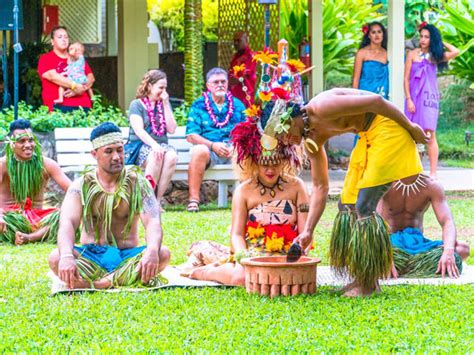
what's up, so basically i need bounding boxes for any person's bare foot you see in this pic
[188,262,220,280]
[330,281,358,294]
[342,285,377,298]
[69,277,112,290]
[15,232,31,246]
[53,98,64,104]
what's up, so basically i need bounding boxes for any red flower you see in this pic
[271,87,290,100]
[362,25,369,34]
[263,224,298,246]
[419,21,427,30]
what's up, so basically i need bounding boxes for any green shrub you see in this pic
[173,103,190,127]
[0,96,127,139]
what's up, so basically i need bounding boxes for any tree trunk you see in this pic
[184,0,204,104]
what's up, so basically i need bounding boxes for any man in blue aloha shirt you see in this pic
[185,67,246,212]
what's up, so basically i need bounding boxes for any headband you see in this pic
[91,132,124,150]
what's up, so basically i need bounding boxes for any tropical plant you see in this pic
[322,0,384,86]
[435,0,474,85]
[0,96,127,139]
[183,0,204,104]
[202,0,218,42]
[147,0,185,52]
[280,0,308,60]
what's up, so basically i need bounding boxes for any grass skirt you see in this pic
[329,210,356,276]
[393,247,463,277]
[347,213,393,288]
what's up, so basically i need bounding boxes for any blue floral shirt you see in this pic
[186,94,246,142]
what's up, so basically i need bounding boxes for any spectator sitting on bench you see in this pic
[124,69,178,209]
[185,67,246,212]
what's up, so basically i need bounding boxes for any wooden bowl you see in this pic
[240,256,321,298]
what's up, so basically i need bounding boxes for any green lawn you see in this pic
[438,126,474,169]
[1,195,473,352]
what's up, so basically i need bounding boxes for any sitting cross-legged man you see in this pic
[378,173,470,278]
[185,67,246,212]
[182,108,309,286]
[48,122,170,289]
[0,119,71,245]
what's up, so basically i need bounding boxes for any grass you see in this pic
[438,126,474,169]
[1,195,473,352]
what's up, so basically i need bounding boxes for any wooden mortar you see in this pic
[241,256,321,298]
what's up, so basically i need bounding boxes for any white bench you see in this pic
[54,126,236,207]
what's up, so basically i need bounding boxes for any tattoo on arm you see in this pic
[298,203,310,213]
[68,187,81,195]
[143,194,161,218]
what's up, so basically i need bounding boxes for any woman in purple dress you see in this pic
[404,23,459,178]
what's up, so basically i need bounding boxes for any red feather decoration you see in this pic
[230,120,262,164]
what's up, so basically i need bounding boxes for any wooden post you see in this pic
[388,0,405,109]
[308,0,323,98]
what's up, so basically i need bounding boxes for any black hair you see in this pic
[420,24,447,71]
[359,22,387,50]
[9,119,32,136]
[260,100,304,129]
[50,26,68,40]
[90,122,122,142]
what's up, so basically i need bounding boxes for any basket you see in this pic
[240,256,321,298]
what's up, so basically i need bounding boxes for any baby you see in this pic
[54,41,93,104]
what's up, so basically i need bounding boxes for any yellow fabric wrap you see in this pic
[341,115,423,204]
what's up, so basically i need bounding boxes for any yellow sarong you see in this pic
[341,115,422,204]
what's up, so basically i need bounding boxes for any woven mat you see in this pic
[49,267,224,296]
[50,265,474,296]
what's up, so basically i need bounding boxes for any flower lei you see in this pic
[141,97,166,137]
[203,91,234,128]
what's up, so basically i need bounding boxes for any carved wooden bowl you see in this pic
[240,256,321,298]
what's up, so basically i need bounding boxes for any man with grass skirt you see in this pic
[266,88,429,297]
[48,122,170,289]
[377,173,470,279]
[0,119,71,245]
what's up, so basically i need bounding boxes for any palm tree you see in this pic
[184,0,204,104]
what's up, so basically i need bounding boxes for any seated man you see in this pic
[185,67,246,212]
[378,173,470,278]
[0,119,71,245]
[48,122,170,289]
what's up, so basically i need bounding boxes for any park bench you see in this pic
[54,126,236,207]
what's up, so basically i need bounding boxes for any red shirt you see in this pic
[37,50,93,111]
[229,46,257,107]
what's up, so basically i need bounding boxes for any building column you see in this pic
[106,0,117,56]
[308,0,323,97]
[388,0,405,109]
[117,0,148,110]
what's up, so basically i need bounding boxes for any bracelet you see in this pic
[70,83,76,91]
[210,142,214,152]
[406,97,412,100]
[60,253,74,259]
[444,246,455,251]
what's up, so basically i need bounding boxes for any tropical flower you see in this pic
[244,104,262,118]
[265,232,285,252]
[258,91,272,102]
[418,21,427,30]
[253,48,278,65]
[232,63,246,79]
[247,222,265,243]
[286,59,306,73]
[362,24,369,34]
[271,87,290,100]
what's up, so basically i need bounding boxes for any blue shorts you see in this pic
[74,244,146,272]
